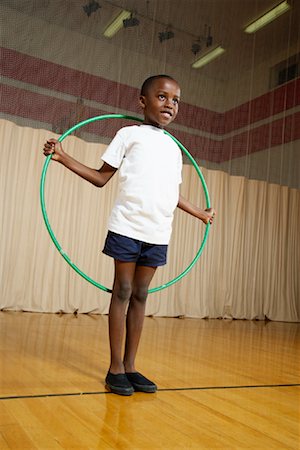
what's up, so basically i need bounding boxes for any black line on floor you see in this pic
[0,383,299,401]
[0,391,107,400]
[158,383,300,392]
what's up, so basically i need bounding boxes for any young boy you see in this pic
[43,75,215,396]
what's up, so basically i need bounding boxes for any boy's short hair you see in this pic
[141,75,178,96]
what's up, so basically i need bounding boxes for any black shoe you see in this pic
[105,372,134,396]
[125,372,157,393]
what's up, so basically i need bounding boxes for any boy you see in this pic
[43,75,215,396]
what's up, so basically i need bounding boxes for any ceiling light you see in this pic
[158,30,174,43]
[192,46,225,69]
[244,0,290,34]
[123,14,140,28]
[191,25,213,55]
[191,42,201,55]
[103,10,131,37]
[82,1,101,17]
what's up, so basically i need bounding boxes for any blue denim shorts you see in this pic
[102,231,168,267]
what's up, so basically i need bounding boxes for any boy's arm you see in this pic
[43,139,117,187]
[177,194,216,224]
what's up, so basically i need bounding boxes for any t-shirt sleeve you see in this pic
[178,149,183,184]
[101,129,126,169]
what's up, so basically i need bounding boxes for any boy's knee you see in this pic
[132,286,148,303]
[114,282,132,302]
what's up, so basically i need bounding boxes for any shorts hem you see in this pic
[102,250,166,267]
[102,231,168,267]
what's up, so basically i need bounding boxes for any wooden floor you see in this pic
[0,311,299,449]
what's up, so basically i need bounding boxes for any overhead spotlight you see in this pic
[206,27,213,47]
[206,35,213,47]
[159,30,174,43]
[123,14,140,28]
[82,0,101,17]
[191,25,213,56]
[191,42,201,55]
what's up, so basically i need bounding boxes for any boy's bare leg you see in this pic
[108,260,136,374]
[123,265,157,373]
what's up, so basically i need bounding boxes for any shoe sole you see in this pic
[131,383,157,393]
[105,383,134,396]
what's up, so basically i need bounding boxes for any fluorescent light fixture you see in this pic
[244,0,290,34]
[192,46,225,69]
[103,9,131,37]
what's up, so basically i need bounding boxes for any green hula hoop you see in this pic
[40,114,211,294]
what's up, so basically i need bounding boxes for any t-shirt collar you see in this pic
[139,124,165,133]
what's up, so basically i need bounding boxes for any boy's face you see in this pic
[139,78,180,128]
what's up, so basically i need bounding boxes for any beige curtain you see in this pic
[0,119,299,321]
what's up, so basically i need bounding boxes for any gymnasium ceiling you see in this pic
[2,0,300,81]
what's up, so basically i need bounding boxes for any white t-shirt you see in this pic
[101,124,182,244]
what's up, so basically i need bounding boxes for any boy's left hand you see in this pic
[177,195,216,224]
[203,208,216,225]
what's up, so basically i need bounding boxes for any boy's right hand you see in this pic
[43,139,64,162]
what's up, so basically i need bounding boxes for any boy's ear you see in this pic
[139,95,146,109]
